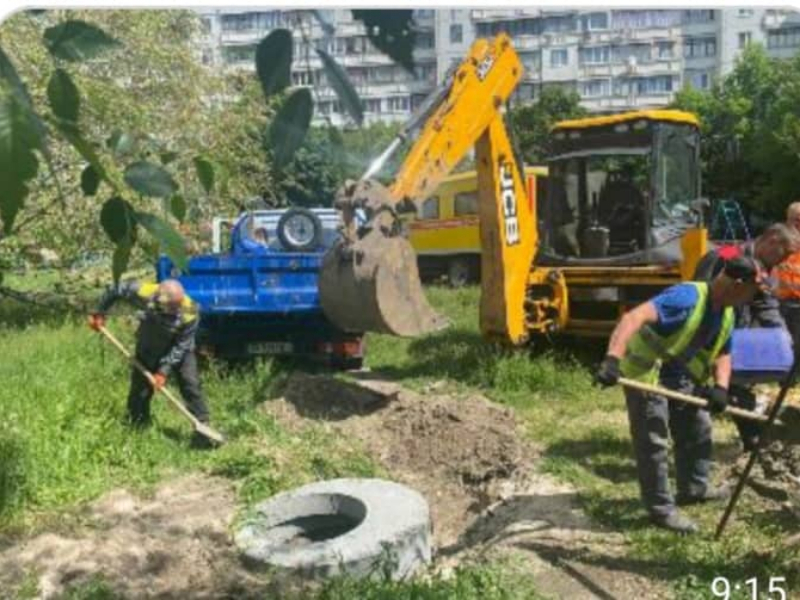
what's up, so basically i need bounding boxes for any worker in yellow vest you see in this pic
[594,257,766,534]
[774,202,800,351]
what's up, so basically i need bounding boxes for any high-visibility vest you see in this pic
[620,282,735,385]
[773,251,800,301]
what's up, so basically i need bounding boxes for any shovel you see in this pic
[97,325,225,445]
[619,377,772,423]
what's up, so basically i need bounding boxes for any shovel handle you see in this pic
[618,377,770,423]
[96,325,225,443]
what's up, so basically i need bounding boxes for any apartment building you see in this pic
[197,8,800,121]
[197,9,438,126]
[470,8,800,112]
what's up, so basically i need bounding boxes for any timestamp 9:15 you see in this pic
[712,577,787,600]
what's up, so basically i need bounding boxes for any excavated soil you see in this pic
[263,373,667,599]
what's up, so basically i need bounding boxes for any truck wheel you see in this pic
[235,478,431,580]
[277,207,323,252]
[447,257,472,287]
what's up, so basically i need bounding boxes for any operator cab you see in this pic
[540,110,701,266]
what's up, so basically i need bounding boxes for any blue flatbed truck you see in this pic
[156,207,364,369]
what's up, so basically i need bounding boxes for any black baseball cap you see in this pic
[723,256,764,284]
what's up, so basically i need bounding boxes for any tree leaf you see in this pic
[169,194,186,223]
[270,87,313,167]
[316,49,363,126]
[80,164,99,196]
[0,82,41,233]
[193,156,214,194]
[44,20,120,62]
[351,10,415,72]
[100,196,136,245]
[256,29,293,99]
[111,242,132,285]
[135,211,187,269]
[106,129,135,157]
[47,68,79,124]
[57,121,108,183]
[124,161,177,198]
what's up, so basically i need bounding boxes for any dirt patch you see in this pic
[264,373,669,599]
[0,475,279,599]
[266,373,531,547]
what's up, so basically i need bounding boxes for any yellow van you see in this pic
[408,165,547,285]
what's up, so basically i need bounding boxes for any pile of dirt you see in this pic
[729,441,800,510]
[265,373,533,546]
[0,476,280,599]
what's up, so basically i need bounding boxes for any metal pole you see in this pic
[714,357,800,539]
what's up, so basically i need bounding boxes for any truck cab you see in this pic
[157,207,364,369]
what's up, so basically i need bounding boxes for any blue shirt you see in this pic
[649,283,731,380]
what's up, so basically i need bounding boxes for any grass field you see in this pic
[1,277,798,598]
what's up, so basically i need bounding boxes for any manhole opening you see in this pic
[258,493,367,550]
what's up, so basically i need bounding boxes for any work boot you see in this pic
[650,511,699,535]
[676,483,732,506]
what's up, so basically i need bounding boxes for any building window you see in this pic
[363,98,382,114]
[582,12,608,31]
[222,44,256,64]
[683,37,717,58]
[768,27,800,49]
[579,46,609,65]
[414,64,435,82]
[415,32,435,49]
[738,9,754,17]
[689,72,709,89]
[613,43,651,64]
[656,42,674,59]
[450,24,463,44]
[520,50,541,72]
[201,48,213,65]
[454,191,478,216]
[201,18,212,34]
[683,10,715,24]
[634,75,674,94]
[414,9,434,19]
[542,15,577,33]
[738,31,751,48]
[419,197,439,220]
[551,48,568,67]
[613,10,682,30]
[581,79,610,97]
[387,96,410,112]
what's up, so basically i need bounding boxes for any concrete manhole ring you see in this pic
[235,478,432,580]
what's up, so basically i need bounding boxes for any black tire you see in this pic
[276,207,323,251]
[447,257,473,287]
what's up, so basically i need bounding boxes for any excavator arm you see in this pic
[319,35,536,344]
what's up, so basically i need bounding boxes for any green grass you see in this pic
[365,285,800,599]
[3,280,798,599]
[0,305,377,533]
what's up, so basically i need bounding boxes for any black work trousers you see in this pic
[624,375,712,518]
[127,351,209,426]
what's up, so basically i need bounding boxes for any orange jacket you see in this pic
[773,250,800,300]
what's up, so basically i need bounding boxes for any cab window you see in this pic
[454,191,478,216]
[419,196,440,219]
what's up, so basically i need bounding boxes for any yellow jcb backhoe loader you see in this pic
[318,34,708,345]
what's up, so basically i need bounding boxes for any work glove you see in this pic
[151,372,167,391]
[88,313,106,331]
[593,355,621,388]
[703,385,729,415]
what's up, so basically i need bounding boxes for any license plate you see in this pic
[248,341,294,355]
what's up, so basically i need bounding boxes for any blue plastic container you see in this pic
[731,328,794,383]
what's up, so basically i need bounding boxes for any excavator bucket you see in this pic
[319,180,449,337]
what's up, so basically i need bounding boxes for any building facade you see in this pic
[197,9,438,126]
[197,8,800,121]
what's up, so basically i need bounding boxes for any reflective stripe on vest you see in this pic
[620,282,735,385]
[774,252,800,300]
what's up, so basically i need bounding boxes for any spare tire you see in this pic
[234,478,431,580]
[277,207,323,252]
